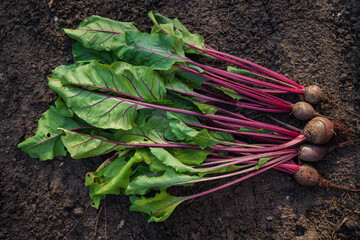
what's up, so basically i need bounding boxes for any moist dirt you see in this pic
[1,0,360,239]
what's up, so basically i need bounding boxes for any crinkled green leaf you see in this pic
[61,61,166,101]
[93,151,144,196]
[64,16,187,70]
[161,64,207,88]
[85,152,143,208]
[112,31,187,71]
[48,78,142,130]
[72,42,119,64]
[130,191,186,222]
[17,98,81,160]
[135,110,201,142]
[166,80,218,115]
[114,127,167,145]
[149,147,199,173]
[60,129,128,159]
[130,162,154,180]
[51,64,79,79]
[149,12,206,54]
[166,148,210,166]
[63,15,139,52]
[126,168,200,195]
[167,113,198,141]
[136,148,169,173]
[191,129,218,149]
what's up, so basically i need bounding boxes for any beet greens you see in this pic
[18,13,349,223]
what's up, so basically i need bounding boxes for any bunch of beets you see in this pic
[18,12,358,222]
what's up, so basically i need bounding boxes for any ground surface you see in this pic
[1,0,360,239]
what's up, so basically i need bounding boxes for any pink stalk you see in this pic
[203,44,304,90]
[88,89,300,137]
[197,84,276,107]
[204,71,293,106]
[176,64,292,110]
[198,149,298,172]
[152,18,304,92]
[184,121,293,141]
[152,153,296,216]
[186,56,304,94]
[168,88,288,113]
[66,129,297,154]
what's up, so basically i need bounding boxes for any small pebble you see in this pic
[54,16,59,22]
[73,207,84,216]
[266,216,273,221]
[118,219,125,229]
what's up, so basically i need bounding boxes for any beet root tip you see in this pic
[302,117,334,144]
[294,165,319,186]
[304,85,322,104]
[292,101,317,120]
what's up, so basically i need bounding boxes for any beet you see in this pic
[293,165,319,186]
[298,143,329,162]
[302,117,334,144]
[292,101,317,120]
[304,85,322,104]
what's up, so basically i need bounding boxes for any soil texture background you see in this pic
[1,0,360,239]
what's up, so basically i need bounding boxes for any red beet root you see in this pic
[298,144,329,162]
[304,85,322,104]
[293,164,319,186]
[302,117,334,144]
[292,101,318,121]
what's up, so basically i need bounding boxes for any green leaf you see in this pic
[17,98,81,160]
[192,101,217,115]
[48,78,142,130]
[149,148,199,173]
[227,66,259,79]
[191,129,218,149]
[85,152,143,208]
[72,42,119,64]
[160,64,207,87]
[114,127,167,145]
[60,129,126,159]
[135,110,202,143]
[237,127,275,135]
[61,61,166,101]
[166,148,210,166]
[168,113,198,141]
[213,85,243,101]
[51,64,79,79]
[198,164,243,177]
[63,15,139,52]
[126,168,200,195]
[136,148,169,173]
[208,130,235,142]
[130,162,154,180]
[255,157,272,170]
[166,80,218,115]
[113,31,187,70]
[130,191,186,222]
[148,12,206,54]
[94,151,144,196]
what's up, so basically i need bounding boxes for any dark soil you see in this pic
[1,0,360,239]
